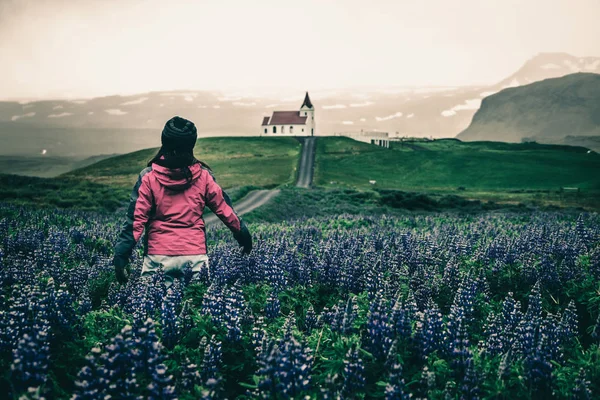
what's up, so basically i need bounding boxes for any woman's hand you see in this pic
[113,254,130,284]
[233,220,252,255]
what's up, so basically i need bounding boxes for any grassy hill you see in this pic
[458,73,600,143]
[65,137,301,189]
[2,136,599,213]
[314,137,600,209]
[0,137,301,211]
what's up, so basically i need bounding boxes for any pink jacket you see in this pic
[114,163,241,258]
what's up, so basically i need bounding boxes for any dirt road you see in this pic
[205,137,315,225]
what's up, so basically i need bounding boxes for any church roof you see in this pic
[268,111,308,125]
[261,116,270,126]
[301,92,313,109]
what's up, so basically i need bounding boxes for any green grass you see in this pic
[241,187,554,224]
[2,136,598,214]
[0,174,125,211]
[66,137,301,190]
[314,137,600,209]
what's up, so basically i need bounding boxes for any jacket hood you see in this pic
[151,163,203,191]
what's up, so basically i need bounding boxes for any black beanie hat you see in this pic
[161,116,198,151]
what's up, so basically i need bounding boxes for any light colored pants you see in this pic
[142,254,209,286]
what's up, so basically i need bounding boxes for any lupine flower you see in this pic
[385,363,410,400]
[341,344,365,399]
[265,293,281,320]
[571,368,593,400]
[201,335,223,383]
[161,288,179,349]
[303,304,318,334]
[147,363,177,400]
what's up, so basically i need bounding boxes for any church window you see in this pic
[302,129,304,132]
[290,126,294,134]
[273,126,277,133]
[264,128,267,134]
[281,126,285,133]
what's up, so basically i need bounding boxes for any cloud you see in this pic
[322,104,347,109]
[105,109,128,115]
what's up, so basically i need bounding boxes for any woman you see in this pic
[112,116,252,285]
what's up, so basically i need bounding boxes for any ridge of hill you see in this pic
[457,73,600,144]
[1,136,599,212]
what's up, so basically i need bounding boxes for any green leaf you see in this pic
[239,382,258,389]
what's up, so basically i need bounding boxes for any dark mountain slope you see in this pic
[458,73,600,143]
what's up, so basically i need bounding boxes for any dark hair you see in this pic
[148,146,212,188]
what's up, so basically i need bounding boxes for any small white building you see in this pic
[261,92,315,136]
[334,131,390,148]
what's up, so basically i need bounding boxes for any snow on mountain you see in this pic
[11,112,36,121]
[48,112,73,118]
[496,53,600,89]
[105,109,128,115]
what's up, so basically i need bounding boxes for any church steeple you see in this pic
[301,92,313,109]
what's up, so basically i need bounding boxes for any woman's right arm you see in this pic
[113,167,153,282]
[204,170,252,254]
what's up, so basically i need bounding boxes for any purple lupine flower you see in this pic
[303,304,318,334]
[72,347,105,400]
[275,337,313,397]
[558,300,578,346]
[225,283,245,341]
[341,344,365,399]
[364,293,394,361]
[331,297,357,335]
[385,363,410,400]
[265,292,281,320]
[201,284,225,325]
[572,368,593,400]
[161,288,179,349]
[460,356,480,400]
[147,363,177,400]
[10,325,51,394]
[201,335,222,383]
[500,292,522,351]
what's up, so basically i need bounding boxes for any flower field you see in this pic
[0,204,599,399]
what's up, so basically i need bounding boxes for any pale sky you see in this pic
[1,0,599,99]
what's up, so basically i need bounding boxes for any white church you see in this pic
[261,92,315,136]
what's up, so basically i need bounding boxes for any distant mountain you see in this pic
[1,52,599,161]
[496,52,600,88]
[560,135,600,152]
[457,73,600,145]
